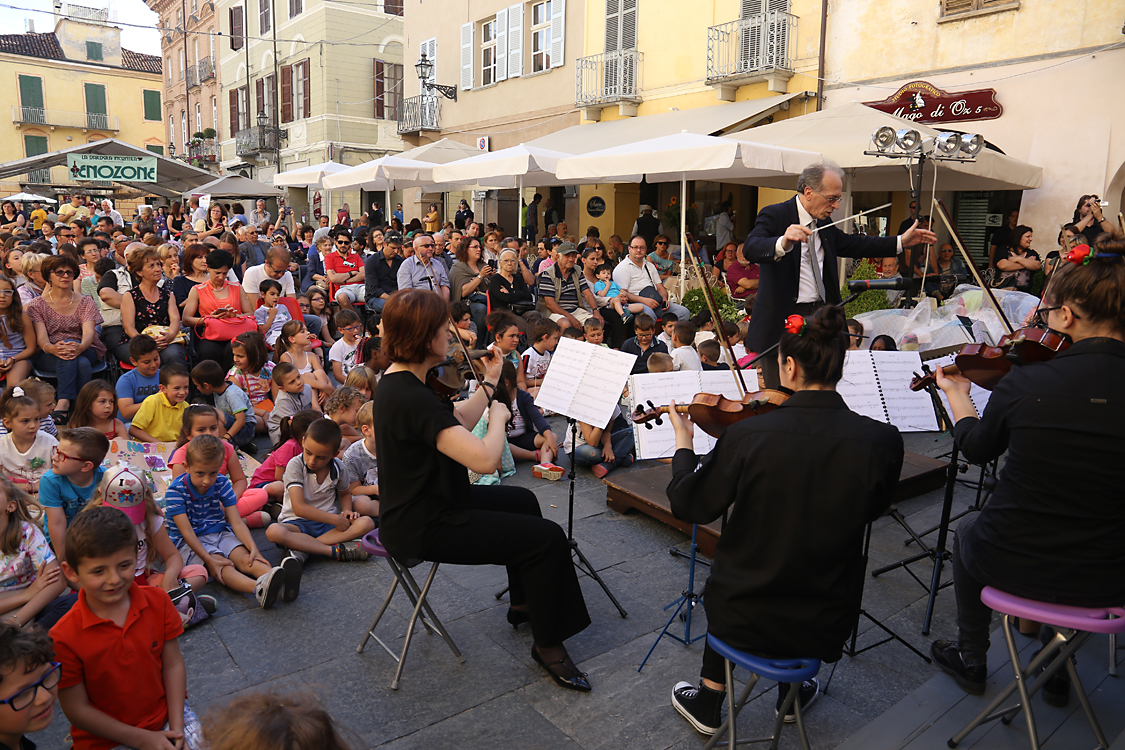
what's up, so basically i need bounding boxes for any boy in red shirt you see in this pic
[52,507,203,750]
[324,229,365,313]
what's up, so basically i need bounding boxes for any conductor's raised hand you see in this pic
[782,223,813,249]
[901,220,938,248]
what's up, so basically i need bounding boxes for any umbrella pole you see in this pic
[518,175,524,241]
[386,188,391,227]
[679,177,687,301]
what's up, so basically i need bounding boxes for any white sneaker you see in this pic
[254,566,284,609]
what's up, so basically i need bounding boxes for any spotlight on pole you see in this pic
[933,132,962,157]
[872,126,897,152]
[895,129,922,153]
[959,133,984,157]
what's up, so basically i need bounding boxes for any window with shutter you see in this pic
[459,24,473,90]
[481,19,497,86]
[255,78,265,124]
[940,0,1019,18]
[531,1,550,71]
[281,65,293,122]
[384,0,403,15]
[18,75,44,124]
[289,0,301,18]
[238,85,249,130]
[376,60,401,120]
[143,90,161,121]
[84,83,107,130]
[507,3,523,78]
[374,59,384,118]
[260,0,270,34]
[86,41,103,61]
[496,8,508,83]
[230,6,244,50]
[550,0,564,67]
[24,134,48,158]
[229,90,239,137]
[146,144,164,155]
[299,61,311,119]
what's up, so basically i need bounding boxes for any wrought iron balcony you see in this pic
[706,11,797,93]
[11,106,120,131]
[397,94,441,135]
[24,168,54,184]
[198,56,215,81]
[186,65,199,88]
[188,139,218,162]
[575,49,643,109]
[235,125,282,157]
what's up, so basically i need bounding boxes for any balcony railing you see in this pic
[11,105,120,131]
[186,65,198,88]
[397,94,440,134]
[706,11,797,83]
[25,168,53,184]
[188,139,218,162]
[66,3,109,23]
[235,126,282,157]
[198,56,215,81]
[575,49,643,108]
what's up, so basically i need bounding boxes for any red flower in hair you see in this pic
[1067,244,1092,265]
[784,314,806,336]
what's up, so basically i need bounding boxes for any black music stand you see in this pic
[638,524,706,671]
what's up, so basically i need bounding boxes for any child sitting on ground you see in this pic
[692,310,716,345]
[325,387,364,450]
[0,476,72,631]
[165,435,293,609]
[328,309,362,384]
[699,339,730,371]
[0,379,58,439]
[0,624,61,749]
[583,317,607,347]
[39,427,108,573]
[343,367,377,401]
[203,690,355,750]
[518,318,560,397]
[341,402,381,519]
[251,410,319,504]
[362,337,389,380]
[254,279,291,346]
[67,380,128,440]
[128,365,190,442]
[275,320,333,405]
[0,387,57,498]
[657,312,678,351]
[115,335,161,422]
[621,314,669,375]
[91,465,214,626]
[485,311,522,368]
[229,331,275,435]
[496,362,562,474]
[169,405,271,528]
[265,419,375,567]
[647,351,674,373]
[450,301,477,348]
[191,360,257,452]
[269,363,319,445]
[54,507,205,750]
[561,327,584,342]
[671,321,703,372]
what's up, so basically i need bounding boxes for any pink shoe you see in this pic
[591,463,610,479]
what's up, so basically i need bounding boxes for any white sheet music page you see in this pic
[699,368,759,398]
[873,351,940,432]
[929,353,993,417]
[534,337,636,427]
[838,351,887,423]
[629,372,714,459]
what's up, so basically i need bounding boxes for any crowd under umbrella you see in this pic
[273,160,354,221]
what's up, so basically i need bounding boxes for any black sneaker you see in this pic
[931,640,986,695]
[281,555,303,603]
[241,442,259,456]
[331,542,369,561]
[671,681,724,736]
[776,678,820,724]
[264,502,282,524]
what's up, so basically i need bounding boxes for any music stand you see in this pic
[638,524,706,671]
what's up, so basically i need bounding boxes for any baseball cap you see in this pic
[102,465,147,525]
[557,241,578,255]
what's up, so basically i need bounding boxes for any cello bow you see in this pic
[681,234,748,397]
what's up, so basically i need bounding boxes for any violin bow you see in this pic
[682,236,748,397]
[934,199,1014,335]
[421,251,491,397]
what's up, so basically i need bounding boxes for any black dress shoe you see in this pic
[506,607,530,629]
[932,640,986,695]
[531,646,591,693]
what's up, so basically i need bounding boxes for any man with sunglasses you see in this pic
[743,162,936,388]
[325,229,366,312]
[239,225,270,272]
[396,233,450,299]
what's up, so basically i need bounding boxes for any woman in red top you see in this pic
[182,249,251,370]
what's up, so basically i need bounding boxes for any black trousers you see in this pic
[195,336,235,371]
[416,485,590,647]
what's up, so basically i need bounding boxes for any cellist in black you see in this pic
[666,305,904,736]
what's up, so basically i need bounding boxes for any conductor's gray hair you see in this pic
[796,163,846,195]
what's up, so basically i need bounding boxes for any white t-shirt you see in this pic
[135,514,164,578]
[0,432,58,487]
[243,264,295,298]
[563,404,621,452]
[521,346,552,383]
[254,303,291,345]
[328,338,360,378]
[672,345,703,372]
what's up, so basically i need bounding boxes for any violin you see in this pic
[426,348,493,402]
[908,326,1070,392]
[631,390,790,438]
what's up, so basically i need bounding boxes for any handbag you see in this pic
[202,314,257,341]
[141,325,187,346]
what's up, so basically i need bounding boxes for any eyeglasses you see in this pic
[51,269,75,277]
[0,291,13,298]
[418,242,435,249]
[0,663,60,711]
[340,324,361,333]
[52,446,81,462]
[814,190,843,205]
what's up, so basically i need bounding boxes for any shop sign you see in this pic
[312,190,322,219]
[586,196,606,218]
[864,81,1002,124]
[67,154,157,182]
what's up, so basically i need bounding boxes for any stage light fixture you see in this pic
[872,127,897,152]
[895,129,922,153]
[934,132,962,157]
[960,133,984,156]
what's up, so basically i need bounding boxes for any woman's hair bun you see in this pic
[804,304,847,344]
[1092,232,1125,256]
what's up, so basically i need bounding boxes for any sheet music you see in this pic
[534,337,635,427]
[838,351,939,432]
[929,353,992,417]
[627,369,760,460]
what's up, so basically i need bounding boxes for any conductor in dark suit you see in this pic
[743,163,936,387]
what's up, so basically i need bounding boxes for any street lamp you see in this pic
[415,52,457,101]
[255,110,286,162]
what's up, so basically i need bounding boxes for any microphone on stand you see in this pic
[846,278,912,292]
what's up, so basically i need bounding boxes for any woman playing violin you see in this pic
[931,235,1125,700]
[372,289,592,692]
[666,305,904,735]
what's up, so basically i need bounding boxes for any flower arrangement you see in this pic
[662,196,697,239]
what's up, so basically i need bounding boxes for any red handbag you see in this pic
[202,314,258,341]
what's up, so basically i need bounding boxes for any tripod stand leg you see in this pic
[572,540,628,618]
[922,440,959,636]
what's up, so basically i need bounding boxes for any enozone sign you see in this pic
[67,154,158,182]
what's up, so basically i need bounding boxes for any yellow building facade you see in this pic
[0,18,165,199]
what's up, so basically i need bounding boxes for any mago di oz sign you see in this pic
[863,81,1002,125]
[67,154,158,182]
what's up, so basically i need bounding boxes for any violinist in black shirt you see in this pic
[931,234,1125,702]
[666,305,904,736]
[372,289,592,692]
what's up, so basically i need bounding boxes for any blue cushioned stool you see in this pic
[703,635,821,750]
[355,530,464,690]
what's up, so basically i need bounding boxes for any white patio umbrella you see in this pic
[273,161,352,189]
[6,192,56,203]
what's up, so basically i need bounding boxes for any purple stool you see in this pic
[355,530,464,690]
[949,586,1125,750]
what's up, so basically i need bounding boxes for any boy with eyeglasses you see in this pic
[328,309,362,383]
[325,231,364,312]
[0,624,61,750]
